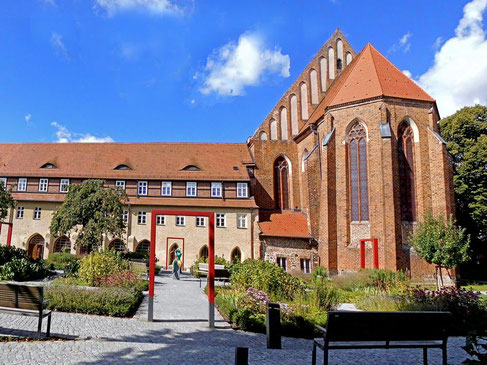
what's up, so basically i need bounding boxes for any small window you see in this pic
[16,206,24,219]
[337,59,343,72]
[114,164,131,170]
[39,179,48,192]
[276,257,287,271]
[237,214,248,229]
[122,210,129,224]
[40,163,57,169]
[18,178,27,192]
[33,207,42,220]
[156,215,165,226]
[0,178,7,188]
[211,182,222,197]
[186,182,197,197]
[216,213,226,228]
[196,216,206,227]
[200,245,209,259]
[176,216,185,226]
[60,179,70,193]
[116,180,126,190]
[161,181,172,196]
[137,211,147,225]
[231,248,242,263]
[181,165,201,171]
[237,183,248,198]
[300,258,311,274]
[138,181,148,196]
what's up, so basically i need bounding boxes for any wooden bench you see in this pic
[312,311,451,365]
[0,283,52,338]
[196,263,230,288]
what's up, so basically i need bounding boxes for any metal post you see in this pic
[235,347,248,365]
[266,303,281,349]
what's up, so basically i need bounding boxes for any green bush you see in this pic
[311,266,329,281]
[45,285,142,317]
[64,260,80,278]
[331,269,407,293]
[46,252,78,270]
[331,270,372,291]
[78,250,131,286]
[0,246,28,265]
[121,251,149,261]
[365,269,407,292]
[0,257,52,281]
[230,259,305,300]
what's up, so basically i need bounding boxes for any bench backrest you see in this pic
[0,283,44,311]
[325,311,452,342]
[198,263,227,271]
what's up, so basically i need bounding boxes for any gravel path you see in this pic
[0,272,473,364]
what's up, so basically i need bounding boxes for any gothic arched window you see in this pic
[398,122,416,222]
[348,122,369,221]
[274,156,290,210]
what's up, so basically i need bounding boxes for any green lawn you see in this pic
[461,284,487,292]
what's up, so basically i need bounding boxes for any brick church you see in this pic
[0,29,455,279]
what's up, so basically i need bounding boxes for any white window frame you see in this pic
[276,257,287,271]
[33,207,42,220]
[237,183,248,198]
[138,181,148,196]
[137,211,147,225]
[116,180,126,190]
[237,214,248,229]
[122,210,129,224]
[39,178,48,192]
[161,181,172,196]
[0,178,6,188]
[216,213,226,228]
[196,216,206,227]
[16,206,24,219]
[176,216,186,226]
[60,179,70,193]
[186,182,197,197]
[211,182,222,197]
[300,258,311,274]
[18,178,27,192]
[156,215,165,226]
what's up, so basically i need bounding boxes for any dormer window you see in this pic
[41,163,57,169]
[181,165,201,171]
[114,164,132,170]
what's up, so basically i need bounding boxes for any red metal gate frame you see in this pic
[0,222,13,247]
[360,238,379,269]
[149,210,215,328]
[165,237,185,270]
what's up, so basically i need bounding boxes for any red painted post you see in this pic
[7,223,12,247]
[360,240,366,269]
[208,213,215,327]
[373,238,379,269]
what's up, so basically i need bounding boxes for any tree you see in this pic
[440,105,487,278]
[50,180,127,250]
[0,180,15,222]
[409,213,470,288]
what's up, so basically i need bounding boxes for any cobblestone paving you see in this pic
[0,272,473,364]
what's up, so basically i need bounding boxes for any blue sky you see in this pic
[0,0,486,144]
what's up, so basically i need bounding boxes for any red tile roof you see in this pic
[0,143,252,181]
[302,43,435,130]
[11,193,258,209]
[259,210,311,238]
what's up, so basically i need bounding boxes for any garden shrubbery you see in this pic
[46,252,78,270]
[0,246,52,281]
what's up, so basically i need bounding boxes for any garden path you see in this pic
[0,271,474,364]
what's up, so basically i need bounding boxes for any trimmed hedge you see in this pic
[45,285,143,317]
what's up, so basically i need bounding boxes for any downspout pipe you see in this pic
[309,123,323,179]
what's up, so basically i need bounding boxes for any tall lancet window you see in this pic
[348,122,369,221]
[398,122,416,222]
[274,156,290,210]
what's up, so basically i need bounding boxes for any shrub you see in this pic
[78,251,130,286]
[365,269,407,292]
[99,270,148,291]
[121,251,150,261]
[46,252,78,270]
[0,257,52,281]
[312,280,340,310]
[331,270,372,291]
[45,285,142,317]
[230,259,305,300]
[0,246,28,265]
[311,266,329,281]
[64,260,80,278]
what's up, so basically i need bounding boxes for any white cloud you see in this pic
[389,31,412,53]
[51,122,114,143]
[50,32,69,60]
[433,36,444,50]
[94,0,185,16]
[418,0,487,117]
[199,32,290,96]
[25,114,32,123]
[402,70,412,78]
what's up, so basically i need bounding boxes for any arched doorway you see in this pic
[231,247,242,263]
[28,234,45,260]
[53,236,71,253]
[168,243,179,266]
[200,245,209,259]
[136,240,150,253]
[108,238,126,252]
